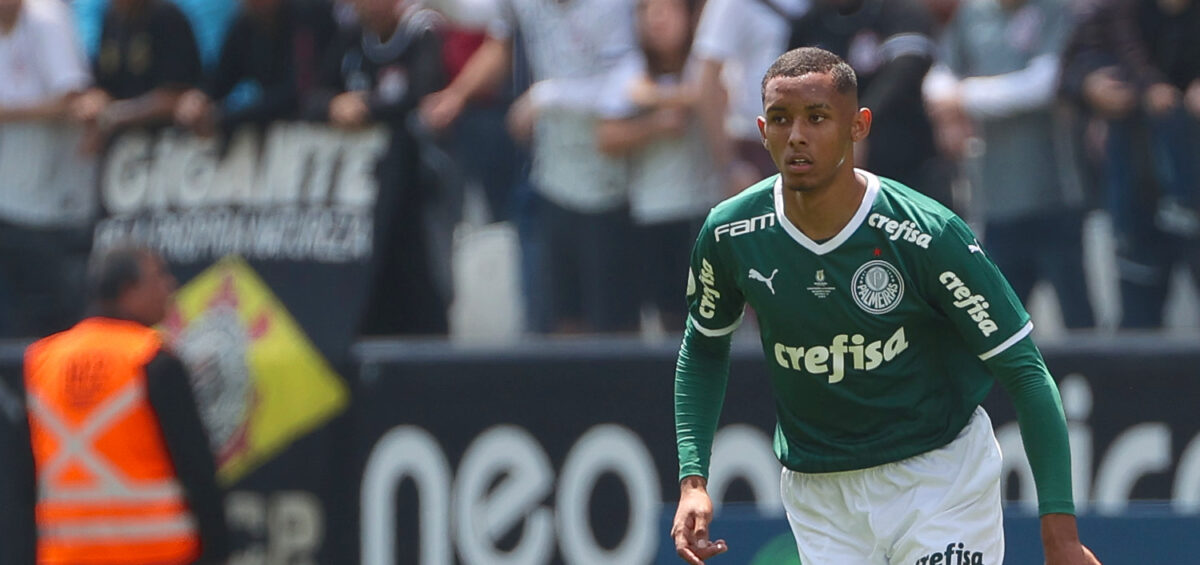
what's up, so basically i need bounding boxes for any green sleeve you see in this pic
[675,318,733,481]
[985,335,1075,516]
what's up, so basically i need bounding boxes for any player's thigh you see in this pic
[888,410,1005,565]
[888,498,1003,565]
[781,469,887,565]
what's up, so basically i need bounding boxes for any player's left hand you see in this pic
[1041,513,1102,565]
[671,477,728,564]
[1044,543,1101,565]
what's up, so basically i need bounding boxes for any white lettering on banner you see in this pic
[360,424,661,565]
[556,425,659,565]
[97,124,384,263]
[997,374,1200,515]
[92,208,372,263]
[225,491,322,565]
[361,427,453,565]
[454,427,554,565]
[102,125,384,213]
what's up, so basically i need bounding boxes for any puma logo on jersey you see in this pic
[749,268,778,295]
[773,327,909,384]
[968,239,983,254]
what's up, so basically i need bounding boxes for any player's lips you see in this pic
[784,155,814,173]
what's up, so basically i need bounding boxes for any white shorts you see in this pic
[781,407,1004,565]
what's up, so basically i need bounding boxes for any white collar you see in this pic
[773,169,880,255]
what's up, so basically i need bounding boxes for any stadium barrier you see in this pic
[1,331,1198,564]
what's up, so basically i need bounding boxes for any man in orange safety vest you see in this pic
[17,245,228,564]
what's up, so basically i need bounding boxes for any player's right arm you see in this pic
[673,214,744,563]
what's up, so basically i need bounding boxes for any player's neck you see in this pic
[780,168,867,242]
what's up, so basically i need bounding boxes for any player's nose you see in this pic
[787,122,809,146]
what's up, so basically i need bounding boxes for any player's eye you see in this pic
[771,115,789,125]
[810,114,827,124]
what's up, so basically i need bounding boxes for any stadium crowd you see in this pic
[0,0,1196,339]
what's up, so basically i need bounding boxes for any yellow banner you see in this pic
[162,256,349,485]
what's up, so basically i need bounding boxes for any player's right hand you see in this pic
[671,477,728,564]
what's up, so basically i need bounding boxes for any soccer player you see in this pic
[671,47,1101,565]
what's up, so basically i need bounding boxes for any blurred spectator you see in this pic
[692,0,810,194]
[1061,0,1200,328]
[423,0,525,223]
[924,0,1095,328]
[309,0,450,336]
[73,0,237,68]
[15,246,229,565]
[175,0,336,135]
[0,0,95,338]
[596,0,718,332]
[71,0,203,154]
[791,0,956,209]
[421,0,638,334]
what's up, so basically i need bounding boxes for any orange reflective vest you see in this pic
[25,318,202,565]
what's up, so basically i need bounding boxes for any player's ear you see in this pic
[757,115,768,145]
[851,107,872,142]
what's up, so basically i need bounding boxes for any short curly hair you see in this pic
[761,47,858,102]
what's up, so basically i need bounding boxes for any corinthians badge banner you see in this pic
[91,124,376,562]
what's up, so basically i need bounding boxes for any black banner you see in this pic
[93,123,385,363]
[3,335,1198,564]
[89,125,378,564]
[351,336,1200,564]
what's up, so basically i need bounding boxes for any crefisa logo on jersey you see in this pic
[852,260,904,314]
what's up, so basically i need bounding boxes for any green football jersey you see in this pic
[686,171,1033,473]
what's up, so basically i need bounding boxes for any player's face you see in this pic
[638,0,690,56]
[757,72,870,193]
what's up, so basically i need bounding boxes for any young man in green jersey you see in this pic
[670,47,1101,565]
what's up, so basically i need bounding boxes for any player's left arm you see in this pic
[925,217,1099,564]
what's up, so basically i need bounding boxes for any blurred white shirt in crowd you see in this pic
[425,0,501,28]
[693,0,809,142]
[0,0,95,228]
[0,0,89,107]
[488,0,635,213]
[597,53,720,225]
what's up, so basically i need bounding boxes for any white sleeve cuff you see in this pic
[978,321,1034,361]
[689,311,744,338]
